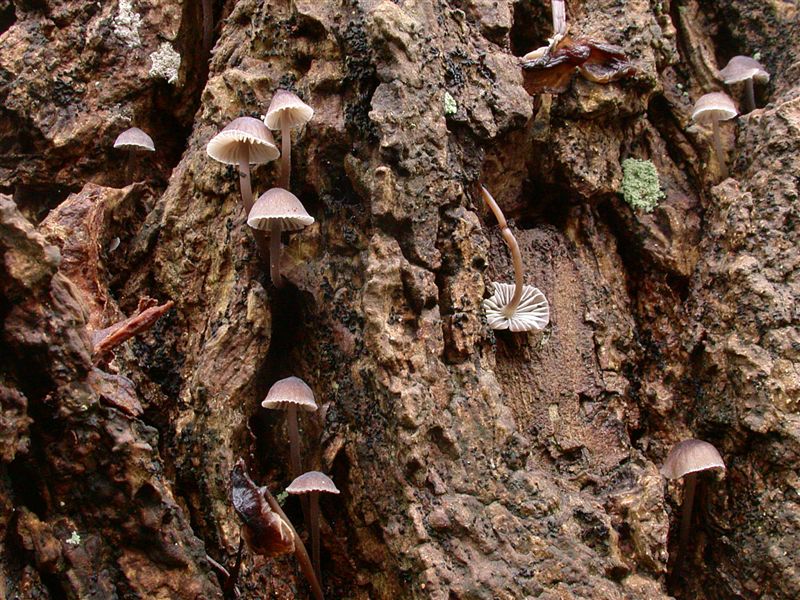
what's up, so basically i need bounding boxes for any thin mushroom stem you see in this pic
[237,154,254,213]
[262,487,324,600]
[675,472,697,575]
[270,220,284,288]
[745,79,756,114]
[552,0,566,36]
[310,492,321,584]
[286,404,311,534]
[222,537,244,595]
[711,119,728,180]
[201,0,213,55]
[480,185,525,315]
[238,151,271,260]
[279,113,291,190]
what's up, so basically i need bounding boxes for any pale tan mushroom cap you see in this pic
[719,56,770,85]
[286,471,340,495]
[247,188,315,232]
[263,90,314,130]
[114,127,155,152]
[483,283,550,332]
[660,439,726,479]
[691,92,738,123]
[207,117,280,165]
[262,376,317,412]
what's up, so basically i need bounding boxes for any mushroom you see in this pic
[113,127,155,181]
[479,185,550,332]
[263,90,314,189]
[661,439,725,574]
[718,55,770,114]
[206,116,279,213]
[247,188,314,288]
[231,459,324,600]
[691,92,738,179]
[261,376,318,483]
[286,471,340,584]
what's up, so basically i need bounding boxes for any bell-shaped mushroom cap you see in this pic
[483,283,550,332]
[262,376,318,412]
[263,90,314,130]
[113,127,155,152]
[206,117,280,165]
[691,92,739,123]
[719,56,770,85]
[286,471,340,496]
[247,188,315,232]
[660,439,726,480]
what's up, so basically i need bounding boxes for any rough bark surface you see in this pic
[1,0,798,599]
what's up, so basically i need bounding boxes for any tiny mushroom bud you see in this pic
[480,186,550,332]
[718,55,769,113]
[248,188,314,288]
[691,92,738,180]
[287,471,340,585]
[113,127,155,181]
[263,90,314,189]
[661,439,725,576]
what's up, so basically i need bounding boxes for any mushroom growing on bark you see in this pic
[263,90,314,189]
[206,117,279,213]
[691,92,738,180]
[718,55,770,114]
[247,188,314,288]
[287,471,340,585]
[661,439,725,576]
[113,127,155,181]
[231,459,324,600]
[480,185,550,332]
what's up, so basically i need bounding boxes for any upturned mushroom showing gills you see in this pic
[113,127,155,181]
[718,55,770,113]
[248,187,314,288]
[263,90,314,189]
[206,116,279,213]
[661,439,725,577]
[287,471,340,585]
[691,92,738,179]
[480,185,550,332]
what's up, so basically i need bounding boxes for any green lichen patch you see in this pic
[620,158,665,213]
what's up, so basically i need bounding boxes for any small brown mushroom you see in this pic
[287,471,340,585]
[206,117,279,213]
[247,188,314,288]
[261,376,318,482]
[480,185,550,332]
[113,127,155,181]
[691,92,738,179]
[718,55,769,114]
[263,90,314,189]
[661,439,725,576]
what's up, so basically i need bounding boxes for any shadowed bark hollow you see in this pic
[1,1,799,599]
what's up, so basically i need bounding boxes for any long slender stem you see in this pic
[311,492,321,584]
[270,220,283,288]
[480,185,525,315]
[262,487,324,600]
[711,119,728,179]
[280,113,291,190]
[287,405,311,537]
[675,472,697,575]
[745,79,756,113]
[201,0,213,54]
[238,150,271,261]
[552,0,566,35]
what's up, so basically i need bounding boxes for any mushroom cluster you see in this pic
[206,90,315,287]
